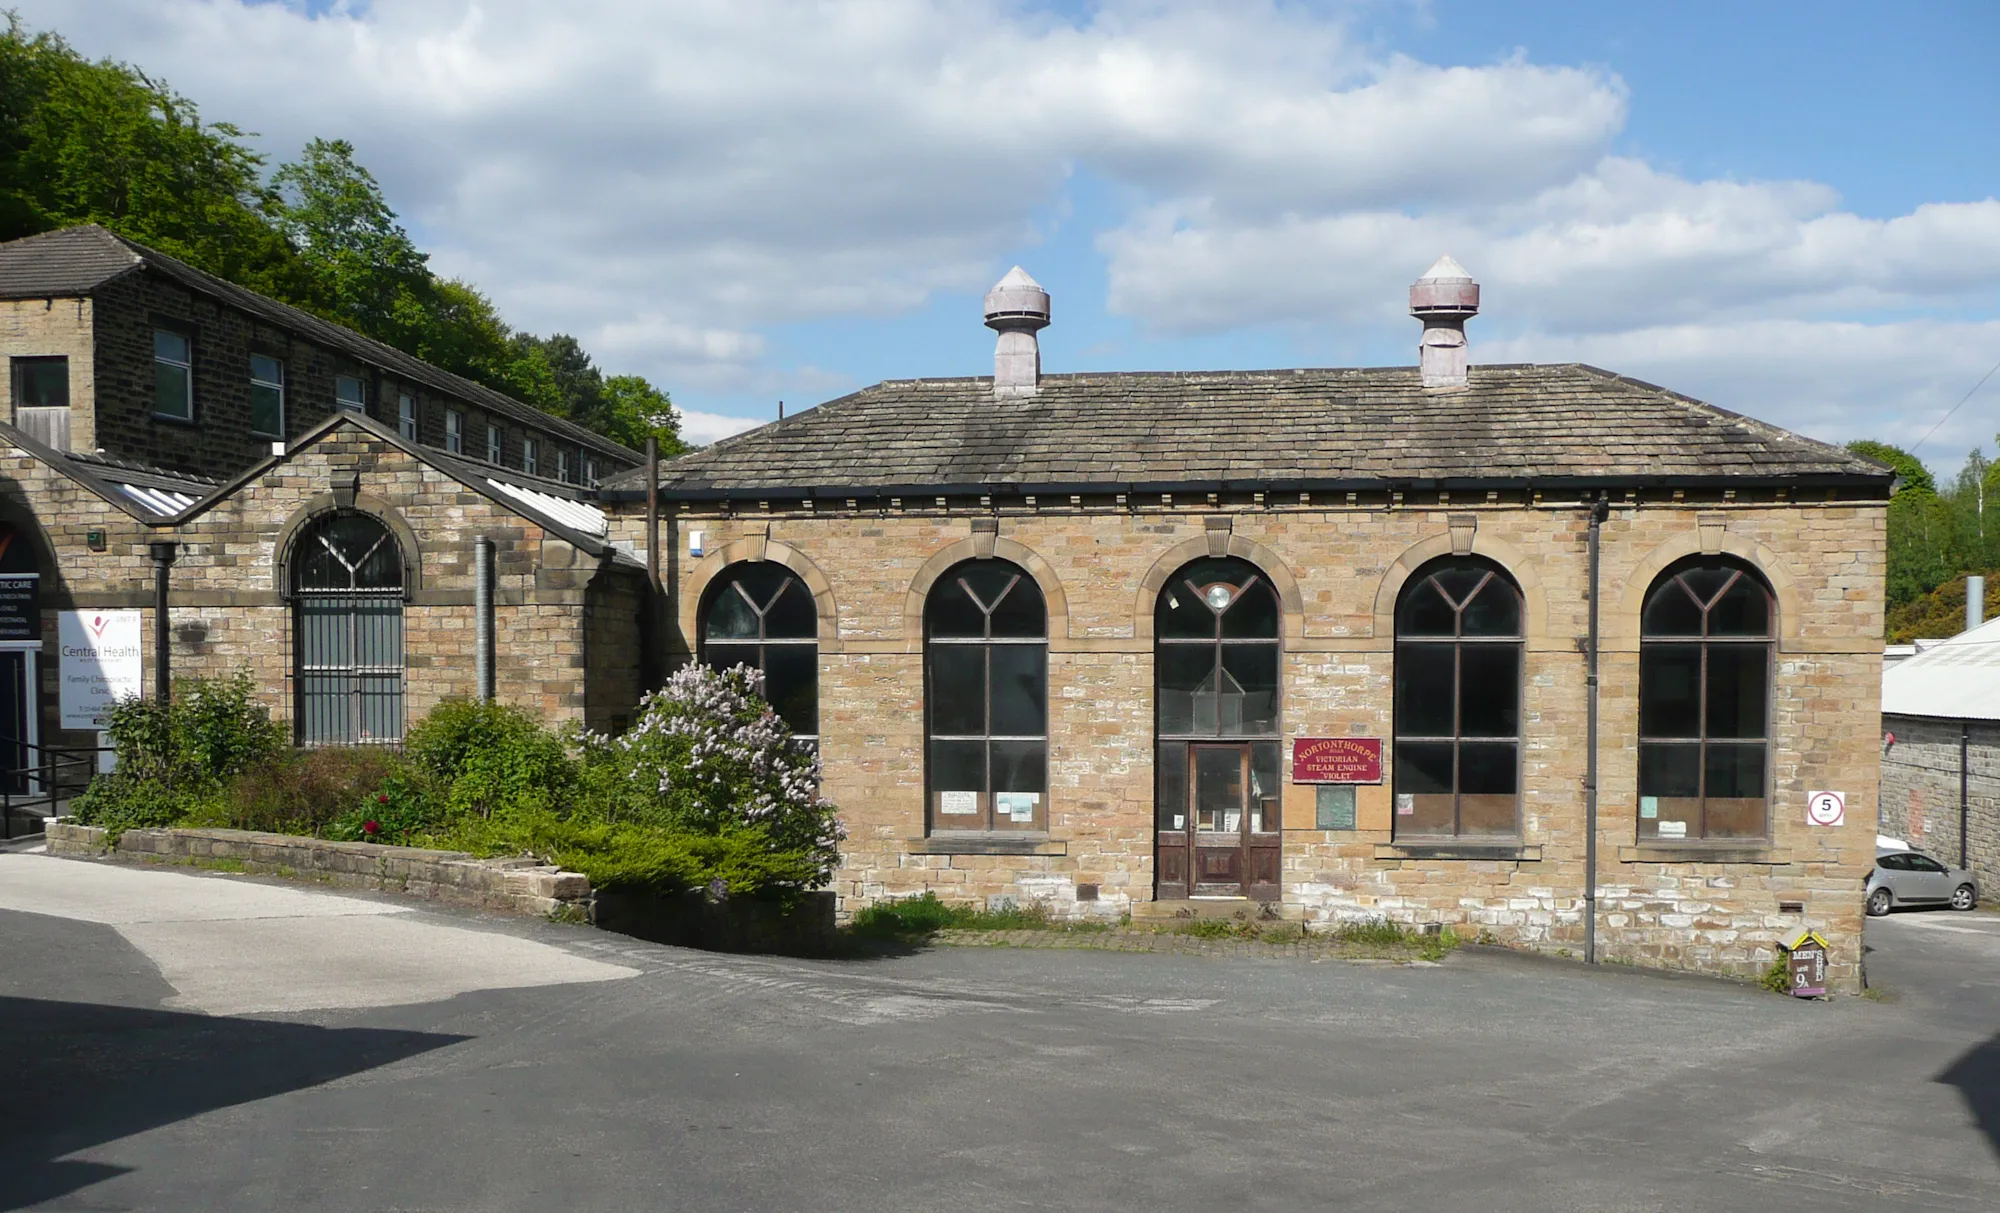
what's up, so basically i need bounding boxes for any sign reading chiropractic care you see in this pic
[59,611,142,729]
[1291,736,1384,785]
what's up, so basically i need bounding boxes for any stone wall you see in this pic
[1878,713,2000,892]
[45,820,591,918]
[624,493,1886,988]
[1,297,95,449]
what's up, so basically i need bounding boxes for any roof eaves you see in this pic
[0,418,182,524]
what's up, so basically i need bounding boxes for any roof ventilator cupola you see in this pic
[985,266,1050,398]
[1409,255,1479,389]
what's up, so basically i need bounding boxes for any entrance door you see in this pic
[1156,743,1281,901]
[0,651,27,795]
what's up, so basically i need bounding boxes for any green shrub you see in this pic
[429,811,821,900]
[69,776,217,842]
[850,892,973,937]
[221,746,408,836]
[98,673,286,790]
[405,699,574,819]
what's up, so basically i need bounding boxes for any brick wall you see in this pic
[627,495,1886,988]
[1878,713,2000,893]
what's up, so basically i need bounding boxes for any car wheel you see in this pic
[1867,887,1893,917]
[1952,884,1977,911]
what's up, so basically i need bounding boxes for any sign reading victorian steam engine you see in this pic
[1291,737,1384,784]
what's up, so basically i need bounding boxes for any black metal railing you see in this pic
[1,735,114,840]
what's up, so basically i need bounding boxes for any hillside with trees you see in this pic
[0,16,687,455]
[1847,439,2000,640]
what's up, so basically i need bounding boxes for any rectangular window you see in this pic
[334,375,366,413]
[486,424,503,464]
[444,409,463,454]
[584,457,600,488]
[522,436,539,475]
[153,329,193,420]
[398,393,417,440]
[249,354,285,437]
[557,450,571,484]
[12,356,69,408]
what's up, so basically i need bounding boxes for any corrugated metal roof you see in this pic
[484,477,608,539]
[113,482,203,518]
[1882,616,2000,721]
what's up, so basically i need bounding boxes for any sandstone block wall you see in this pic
[632,493,1886,988]
[1,297,95,450]
[1878,713,2000,892]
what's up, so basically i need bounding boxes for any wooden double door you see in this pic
[1156,742,1280,900]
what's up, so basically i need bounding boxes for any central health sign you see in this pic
[1291,737,1384,785]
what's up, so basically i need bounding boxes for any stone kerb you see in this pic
[44,821,590,918]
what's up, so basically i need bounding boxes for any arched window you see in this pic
[699,562,818,742]
[1155,557,1281,899]
[1393,556,1523,839]
[293,512,405,745]
[1639,557,1774,841]
[925,560,1047,832]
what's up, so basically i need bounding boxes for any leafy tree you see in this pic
[270,137,432,346]
[1845,440,1935,497]
[601,373,690,455]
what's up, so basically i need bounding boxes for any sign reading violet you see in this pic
[1291,737,1384,784]
[60,610,142,729]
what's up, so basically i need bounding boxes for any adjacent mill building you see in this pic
[2,226,1892,989]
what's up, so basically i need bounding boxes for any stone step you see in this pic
[1131,898,1303,923]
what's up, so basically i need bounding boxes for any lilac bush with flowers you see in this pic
[575,663,844,886]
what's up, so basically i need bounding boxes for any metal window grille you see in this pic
[293,513,405,745]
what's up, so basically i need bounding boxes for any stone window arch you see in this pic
[924,559,1047,833]
[293,512,405,745]
[1638,556,1775,841]
[1393,555,1523,839]
[698,561,818,743]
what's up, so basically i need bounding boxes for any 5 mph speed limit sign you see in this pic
[1806,790,1846,827]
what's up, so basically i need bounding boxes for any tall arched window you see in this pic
[699,562,818,743]
[925,560,1047,832]
[1155,557,1281,899]
[293,512,405,745]
[1393,556,1523,839]
[1639,557,1774,840]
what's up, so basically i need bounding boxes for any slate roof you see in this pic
[616,365,1892,498]
[0,226,641,466]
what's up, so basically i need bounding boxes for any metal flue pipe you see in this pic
[474,537,495,702]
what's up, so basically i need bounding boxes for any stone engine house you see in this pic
[2,228,1891,989]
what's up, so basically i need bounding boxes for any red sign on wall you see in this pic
[1292,737,1383,784]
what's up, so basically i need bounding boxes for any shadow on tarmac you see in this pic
[1939,1033,2000,1160]
[0,996,465,1211]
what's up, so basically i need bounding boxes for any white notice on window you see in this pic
[1395,793,1415,816]
[1639,796,1659,820]
[939,790,979,815]
[1657,821,1688,840]
[997,792,1039,823]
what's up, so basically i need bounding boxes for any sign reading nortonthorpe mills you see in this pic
[59,610,142,729]
[1292,737,1384,784]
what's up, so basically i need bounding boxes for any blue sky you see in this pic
[29,1,2000,473]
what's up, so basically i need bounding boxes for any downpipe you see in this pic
[1585,494,1609,965]
[475,537,496,702]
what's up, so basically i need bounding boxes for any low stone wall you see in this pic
[594,888,837,956]
[44,820,591,919]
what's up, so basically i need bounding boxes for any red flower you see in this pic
[362,819,380,835]
[376,792,390,804]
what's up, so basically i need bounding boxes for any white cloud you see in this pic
[674,408,765,447]
[21,0,1999,451]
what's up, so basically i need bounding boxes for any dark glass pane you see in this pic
[702,643,759,676]
[1193,746,1244,834]
[1679,566,1734,607]
[1156,741,1188,831]
[763,576,817,638]
[927,576,987,638]
[1431,567,1488,607]
[1458,742,1517,795]
[1395,742,1454,794]
[1458,646,1520,736]
[990,741,1046,795]
[763,644,818,736]
[704,581,760,639]
[988,644,1047,736]
[250,354,281,384]
[1219,580,1280,639]
[1397,578,1458,636]
[1460,577,1521,637]
[1639,645,1702,738]
[1642,578,1705,636]
[350,536,402,590]
[987,569,1046,638]
[957,565,1019,612]
[1179,558,1256,592]
[1705,645,1767,739]
[1708,574,1771,636]
[1156,584,1215,639]
[17,358,68,407]
[1638,743,1701,797]
[1704,743,1765,799]
[930,740,987,809]
[1394,643,1455,736]
[1220,644,1280,735]
[928,644,985,735]
[153,330,188,361]
[1157,645,1212,735]
[730,563,793,613]
[1249,741,1281,832]
[154,362,190,418]
[250,382,283,435]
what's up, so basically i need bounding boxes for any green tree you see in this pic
[1845,440,1935,497]
[270,138,433,346]
[601,374,689,455]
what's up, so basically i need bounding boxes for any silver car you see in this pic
[1866,850,1979,916]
